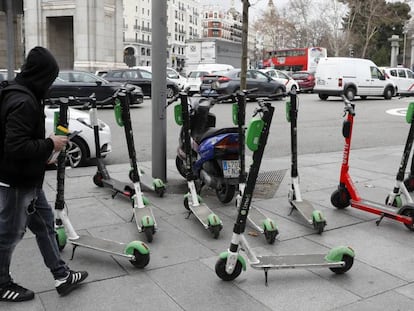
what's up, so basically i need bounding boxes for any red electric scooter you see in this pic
[330,96,414,231]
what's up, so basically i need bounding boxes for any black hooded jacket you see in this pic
[0,46,59,188]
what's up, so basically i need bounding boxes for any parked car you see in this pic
[184,70,209,96]
[259,68,300,92]
[44,104,111,168]
[0,69,19,81]
[135,66,186,90]
[199,69,286,99]
[49,70,144,106]
[291,71,315,92]
[102,68,180,98]
[382,67,414,95]
[314,57,395,100]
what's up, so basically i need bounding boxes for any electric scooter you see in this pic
[171,92,224,238]
[216,99,354,284]
[175,94,240,204]
[53,96,150,268]
[92,89,158,242]
[233,90,279,244]
[286,90,326,233]
[330,95,414,231]
[92,90,165,200]
[384,100,414,207]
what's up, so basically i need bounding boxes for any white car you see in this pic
[45,105,111,168]
[134,66,187,90]
[259,68,299,92]
[184,70,210,96]
[382,67,414,95]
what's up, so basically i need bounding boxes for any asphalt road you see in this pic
[95,93,412,165]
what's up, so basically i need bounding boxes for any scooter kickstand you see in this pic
[185,211,193,219]
[376,213,385,226]
[264,268,269,286]
[70,245,78,260]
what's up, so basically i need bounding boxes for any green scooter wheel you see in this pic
[215,257,243,281]
[125,241,150,268]
[55,227,67,251]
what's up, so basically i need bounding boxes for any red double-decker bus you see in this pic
[262,47,327,72]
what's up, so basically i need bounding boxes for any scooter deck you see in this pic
[133,205,156,231]
[352,198,395,211]
[190,202,216,229]
[102,178,133,197]
[69,235,131,258]
[291,199,315,225]
[251,254,344,270]
[139,172,156,192]
[248,205,270,233]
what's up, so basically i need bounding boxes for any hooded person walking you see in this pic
[0,46,88,302]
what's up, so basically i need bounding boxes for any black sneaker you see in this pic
[0,281,35,302]
[55,270,88,296]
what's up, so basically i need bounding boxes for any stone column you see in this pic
[388,35,400,67]
[410,34,414,70]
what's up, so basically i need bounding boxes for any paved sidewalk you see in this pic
[3,145,414,311]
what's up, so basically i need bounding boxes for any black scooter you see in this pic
[54,96,150,267]
[215,99,354,284]
[233,90,279,244]
[286,90,326,233]
[91,89,158,242]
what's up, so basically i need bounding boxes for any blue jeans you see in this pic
[0,186,69,286]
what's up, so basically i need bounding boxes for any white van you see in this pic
[314,57,395,100]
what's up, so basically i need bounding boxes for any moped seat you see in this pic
[195,127,238,144]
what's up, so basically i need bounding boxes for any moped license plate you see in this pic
[222,160,239,178]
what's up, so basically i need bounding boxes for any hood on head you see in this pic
[15,46,59,100]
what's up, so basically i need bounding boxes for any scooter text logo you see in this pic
[343,143,349,165]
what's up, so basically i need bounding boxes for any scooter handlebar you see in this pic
[341,95,355,115]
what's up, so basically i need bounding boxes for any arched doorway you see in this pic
[124,46,136,67]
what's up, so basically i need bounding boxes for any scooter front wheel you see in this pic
[331,189,350,209]
[93,172,104,187]
[215,257,243,281]
[216,184,236,204]
[55,227,67,251]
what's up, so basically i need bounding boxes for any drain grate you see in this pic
[254,169,287,199]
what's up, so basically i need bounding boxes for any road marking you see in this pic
[386,108,406,116]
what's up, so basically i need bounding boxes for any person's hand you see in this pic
[49,134,68,151]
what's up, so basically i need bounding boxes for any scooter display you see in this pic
[286,90,326,233]
[54,96,150,268]
[175,94,240,204]
[92,88,158,242]
[171,92,225,238]
[330,96,414,231]
[233,90,279,244]
[215,99,354,284]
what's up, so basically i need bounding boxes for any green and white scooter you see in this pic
[113,90,159,242]
[215,99,354,285]
[233,90,279,244]
[91,88,159,242]
[54,96,150,268]
[172,92,223,238]
[286,90,326,233]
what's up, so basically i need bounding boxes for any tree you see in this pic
[340,0,410,59]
